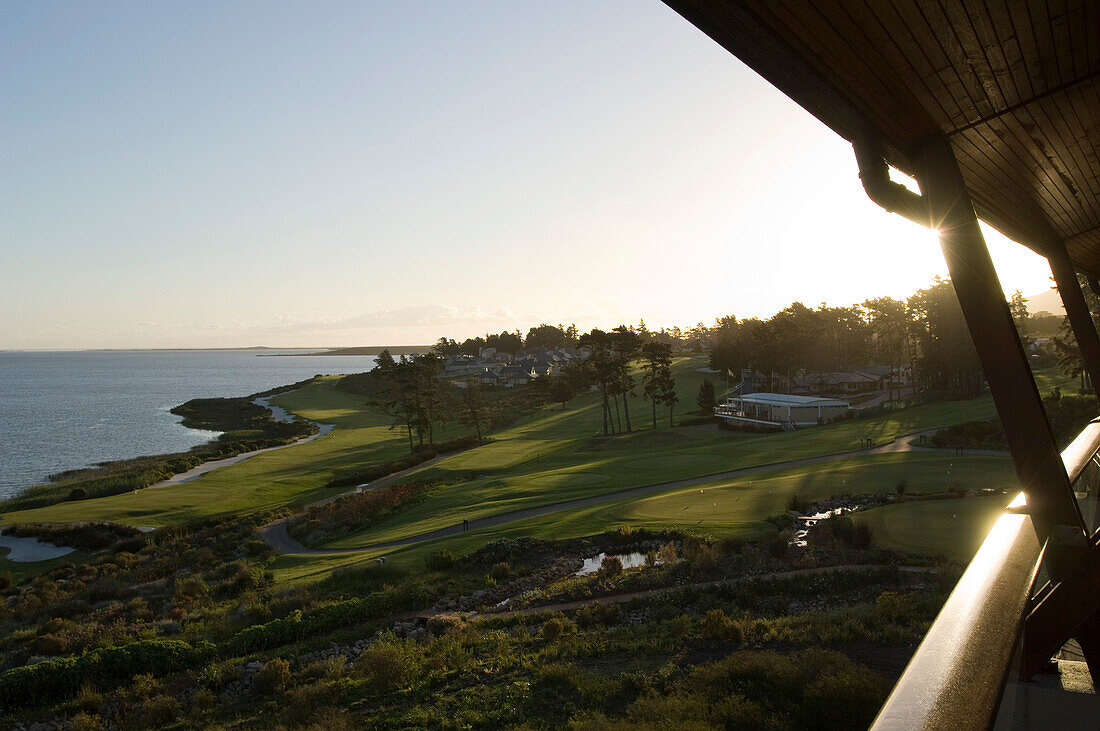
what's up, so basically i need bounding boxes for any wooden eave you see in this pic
[663,1,1100,273]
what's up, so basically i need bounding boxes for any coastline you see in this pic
[145,393,335,491]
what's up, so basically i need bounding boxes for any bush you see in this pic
[135,695,180,726]
[355,641,418,695]
[541,617,564,642]
[68,713,105,731]
[700,609,744,644]
[256,658,291,695]
[599,555,623,578]
[0,638,214,708]
[426,613,464,636]
[489,561,511,580]
[425,550,457,571]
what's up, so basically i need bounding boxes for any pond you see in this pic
[0,533,75,562]
[576,551,652,576]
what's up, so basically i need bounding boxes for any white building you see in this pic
[714,392,850,428]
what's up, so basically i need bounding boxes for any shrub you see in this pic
[700,609,745,644]
[542,617,564,642]
[135,695,180,727]
[256,658,291,695]
[599,555,623,578]
[426,613,464,636]
[425,550,457,571]
[489,561,511,580]
[192,687,215,710]
[68,713,105,731]
[298,656,346,681]
[355,641,418,695]
[75,683,103,713]
[595,602,621,626]
[876,590,908,621]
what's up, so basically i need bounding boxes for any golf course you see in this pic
[2,356,1050,581]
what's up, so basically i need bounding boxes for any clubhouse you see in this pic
[714,392,850,429]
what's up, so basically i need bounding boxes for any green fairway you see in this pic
[269,451,1017,582]
[320,368,1007,548]
[852,495,1009,563]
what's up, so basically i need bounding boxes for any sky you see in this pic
[0,1,1057,350]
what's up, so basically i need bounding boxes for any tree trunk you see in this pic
[668,403,674,427]
[622,391,632,432]
[601,386,610,435]
[613,394,622,434]
[652,398,657,429]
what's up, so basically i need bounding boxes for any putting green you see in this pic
[852,496,1009,563]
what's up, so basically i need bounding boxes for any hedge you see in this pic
[0,638,214,708]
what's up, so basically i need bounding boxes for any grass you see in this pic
[0,378,417,526]
[269,451,1017,583]
[851,496,1009,563]
[2,362,1067,558]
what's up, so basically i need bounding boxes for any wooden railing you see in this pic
[871,420,1100,730]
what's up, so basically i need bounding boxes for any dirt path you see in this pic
[262,429,1008,557]
[488,563,934,619]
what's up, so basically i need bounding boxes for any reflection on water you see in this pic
[576,552,652,576]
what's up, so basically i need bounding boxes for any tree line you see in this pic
[705,278,990,400]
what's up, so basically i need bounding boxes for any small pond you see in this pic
[576,551,652,576]
[0,533,75,562]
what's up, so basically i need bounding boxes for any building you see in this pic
[714,392,849,428]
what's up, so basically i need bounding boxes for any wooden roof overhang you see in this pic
[662,1,1100,273]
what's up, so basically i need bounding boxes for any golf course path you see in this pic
[261,430,1009,557]
[489,563,934,619]
[149,402,334,490]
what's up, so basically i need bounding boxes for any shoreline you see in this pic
[149,396,332,490]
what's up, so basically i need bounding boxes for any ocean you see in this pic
[0,350,378,498]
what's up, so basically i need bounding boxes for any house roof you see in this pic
[662,1,1100,273]
[730,392,850,407]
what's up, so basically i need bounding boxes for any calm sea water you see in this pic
[0,350,377,498]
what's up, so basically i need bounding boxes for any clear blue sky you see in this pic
[0,1,1054,349]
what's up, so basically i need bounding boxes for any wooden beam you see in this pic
[1049,241,1100,402]
[912,134,1090,577]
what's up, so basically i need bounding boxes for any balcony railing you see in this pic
[871,420,1100,729]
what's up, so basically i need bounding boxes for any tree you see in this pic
[431,337,460,356]
[525,324,568,350]
[610,326,642,433]
[641,342,674,429]
[863,297,911,401]
[548,378,575,410]
[459,378,489,441]
[579,329,616,435]
[374,349,396,372]
[661,371,679,426]
[908,278,983,398]
[1052,274,1100,391]
[697,378,716,412]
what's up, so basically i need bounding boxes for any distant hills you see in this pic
[288,345,430,356]
[1024,288,1064,316]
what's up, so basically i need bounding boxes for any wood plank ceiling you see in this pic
[663,1,1100,272]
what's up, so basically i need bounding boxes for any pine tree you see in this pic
[697,379,716,412]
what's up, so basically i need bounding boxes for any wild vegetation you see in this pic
[3,278,1092,728]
